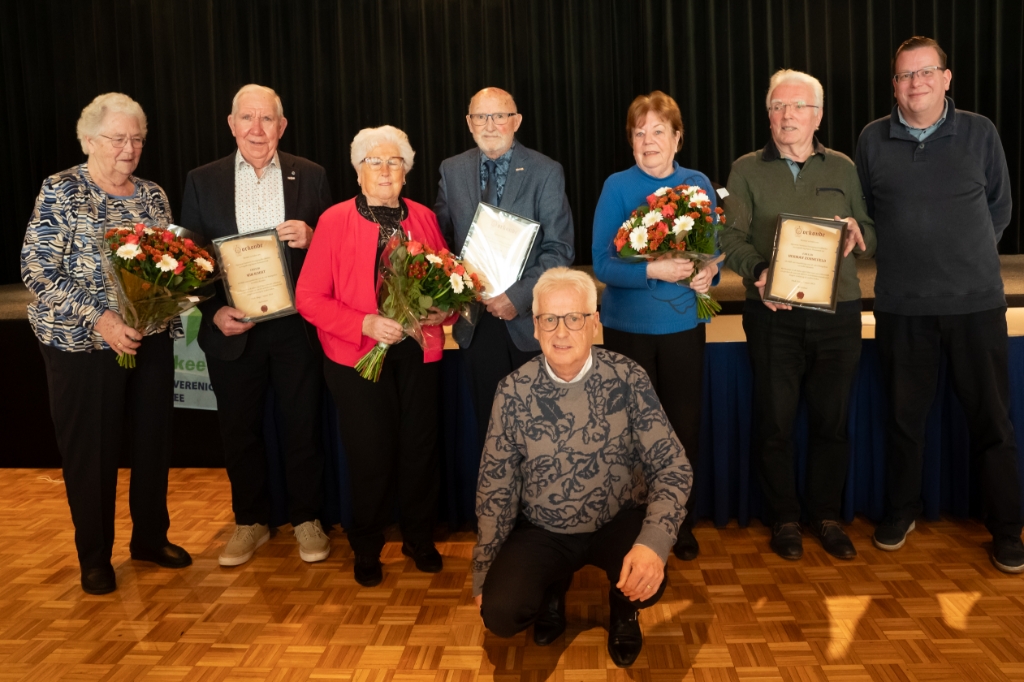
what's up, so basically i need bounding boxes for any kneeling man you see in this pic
[472,267,692,667]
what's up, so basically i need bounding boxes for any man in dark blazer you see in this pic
[435,87,575,449]
[179,84,333,567]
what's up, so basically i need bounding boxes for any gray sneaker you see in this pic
[219,523,270,566]
[294,520,330,563]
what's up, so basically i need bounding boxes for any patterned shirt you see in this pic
[478,143,515,205]
[235,150,285,233]
[472,347,692,595]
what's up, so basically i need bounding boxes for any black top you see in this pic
[357,193,408,280]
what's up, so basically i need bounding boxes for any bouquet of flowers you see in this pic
[101,222,219,368]
[355,236,484,382]
[613,184,726,319]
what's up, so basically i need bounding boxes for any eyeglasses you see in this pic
[468,112,518,126]
[99,134,146,148]
[893,65,945,84]
[362,156,404,169]
[534,312,593,332]
[768,101,820,114]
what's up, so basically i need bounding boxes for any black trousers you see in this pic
[323,338,441,556]
[602,325,705,527]
[464,312,540,449]
[40,333,174,570]
[481,507,667,638]
[875,308,1022,538]
[206,314,323,527]
[742,302,862,526]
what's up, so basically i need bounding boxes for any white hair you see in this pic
[765,69,824,110]
[231,84,284,118]
[532,267,598,313]
[350,125,415,172]
[76,93,147,154]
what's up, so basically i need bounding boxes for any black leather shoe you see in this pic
[533,578,570,646]
[672,526,700,561]
[608,598,643,668]
[813,520,856,559]
[770,522,804,560]
[354,555,383,587]
[401,542,443,573]
[81,564,116,595]
[130,543,193,569]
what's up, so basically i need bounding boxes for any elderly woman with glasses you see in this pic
[20,92,192,596]
[296,125,453,587]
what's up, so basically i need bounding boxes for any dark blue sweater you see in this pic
[855,98,1011,315]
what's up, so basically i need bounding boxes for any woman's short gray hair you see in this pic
[765,69,824,110]
[350,125,415,173]
[76,93,147,154]
[532,267,598,313]
[231,84,284,118]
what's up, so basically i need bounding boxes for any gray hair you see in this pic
[350,125,415,172]
[76,93,147,155]
[231,84,284,118]
[532,267,598,313]
[765,69,824,110]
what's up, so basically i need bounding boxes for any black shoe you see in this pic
[130,543,193,569]
[672,526,700,561]
[401,542,443,573]
[770,522,804,560]
[812,520,856,559]
[607,597,643,668]
[81,564,116,595]
[533,578,570,646]
[991,536,1024,574]
[354,555,383,587]
[873,517,915,551]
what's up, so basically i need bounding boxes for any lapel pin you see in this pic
[515,167,525,171]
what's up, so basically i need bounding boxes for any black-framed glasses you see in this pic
[468,112,518,126]
[768,101,820,114]
[534,312,593,332]
[362,156,404,169]
[99,134,146,148]
[893,65,945,84]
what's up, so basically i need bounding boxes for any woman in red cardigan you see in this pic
[296,125,452,587]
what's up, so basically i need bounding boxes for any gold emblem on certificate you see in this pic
[459,203,540,299]
[212,228,296,322]
[764,214,848,312]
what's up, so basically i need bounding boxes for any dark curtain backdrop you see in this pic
[2,0,1022,286]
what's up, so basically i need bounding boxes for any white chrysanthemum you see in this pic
[689,191,710,206]
[629,226,648,251]
[426,254,443,266]
[463,274,474,290]
[620,218,633,231]
[641,210,663,228]
[654,186,670,197]
[155,254,178,272]
[116,243,140,260]
[194,257,214,273]
[143,227,155,235]
[672,215,695,235]
[450,273,465,294]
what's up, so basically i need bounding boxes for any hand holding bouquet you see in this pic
[101,223,218,367]
[613,184,726,319]
[356,236,484,381]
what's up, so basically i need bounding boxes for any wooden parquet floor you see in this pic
[1,469,1023,682]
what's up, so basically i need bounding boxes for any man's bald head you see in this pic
[466,87,522,159]
[468,87,517,113]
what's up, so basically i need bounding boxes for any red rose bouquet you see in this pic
[613,184,726,319]
[355,235,484,382]
[101,222,219,368]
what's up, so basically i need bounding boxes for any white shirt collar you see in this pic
[544,351,593,384]
[235,149,280,171]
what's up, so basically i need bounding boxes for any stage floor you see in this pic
[1,468,1022,681]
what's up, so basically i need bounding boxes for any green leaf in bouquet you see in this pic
[419,294,434,310]
[620,245,638,257]
[171,275,183,287]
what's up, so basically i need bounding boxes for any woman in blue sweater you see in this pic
[592,91,718,561]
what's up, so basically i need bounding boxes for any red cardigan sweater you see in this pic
[296,197,453,367]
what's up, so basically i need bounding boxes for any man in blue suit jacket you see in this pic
[435,87,575,450]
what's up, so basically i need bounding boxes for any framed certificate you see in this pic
[459,203,540,299]
[212,228,296,322]
[764,214,848,313]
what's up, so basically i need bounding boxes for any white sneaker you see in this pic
[294,519,330,563]
[219,523,270,566]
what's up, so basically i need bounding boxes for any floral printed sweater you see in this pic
[472,347,692,595]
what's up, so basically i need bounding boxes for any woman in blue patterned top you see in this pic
[591,92,719,563]
[21,93,192,596]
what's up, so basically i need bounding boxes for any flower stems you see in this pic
[354,341,390,382]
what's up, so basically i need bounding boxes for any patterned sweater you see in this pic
[473,347,692,595]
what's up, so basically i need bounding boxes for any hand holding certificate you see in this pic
[459,203,540,299]
[212,228,297,322]
[764,214,847,312]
